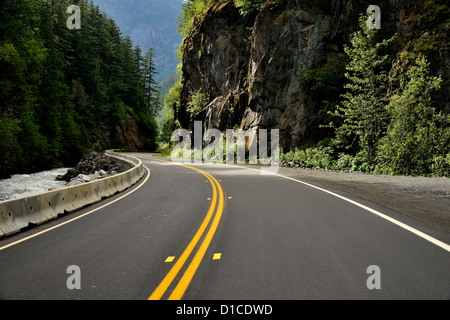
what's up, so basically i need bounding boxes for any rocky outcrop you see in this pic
[56,151,132,184]
[244,1,337,147]
[177,0,449,151]
[178,1,254,132]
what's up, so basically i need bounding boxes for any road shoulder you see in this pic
[274,166,450,234]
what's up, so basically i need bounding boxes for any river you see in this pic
[0,168,69,202]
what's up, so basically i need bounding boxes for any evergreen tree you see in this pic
[0,0,50,174]
[143,48,160,116]
[0,0,159,177]
[332,16,394,171]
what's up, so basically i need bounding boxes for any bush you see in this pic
[333,153,353,171]
[376,57,447,176]
[234,0,267,16]
[187,88,209,116]
[351,151,367,172]
[431,154,450,177]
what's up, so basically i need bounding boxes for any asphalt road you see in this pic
[0,153,449,300]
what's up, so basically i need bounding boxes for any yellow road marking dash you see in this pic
[165,256,175,263]
[213,253,221,260]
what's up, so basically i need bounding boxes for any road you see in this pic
[0,153,449,300]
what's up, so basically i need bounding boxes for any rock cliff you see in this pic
[176,0,449,151]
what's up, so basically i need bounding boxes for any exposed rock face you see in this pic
[244,1,337,147]
[178,1,254,132]
[177,0,449,151]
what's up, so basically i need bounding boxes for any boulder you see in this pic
[56,152,132,183]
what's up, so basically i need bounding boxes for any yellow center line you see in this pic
[137,156,224,300]
[169,171,224,300]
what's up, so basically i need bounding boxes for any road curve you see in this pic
[0,152,449,300]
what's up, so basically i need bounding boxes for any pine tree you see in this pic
[133,45,145,110]
[0,0,159,176]
[0,0,51,172]
[332,16,395,171]
[142,48,160,116]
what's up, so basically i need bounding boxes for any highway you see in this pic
[0,153,449,300]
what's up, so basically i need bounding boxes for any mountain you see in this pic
[91,0,184,81]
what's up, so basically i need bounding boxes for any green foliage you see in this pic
[0,117,22,178]
[187,88,209,116]
[176,0,267,38]
[284,15,449,177]
[300,60,346,97]
[331,15,395,171]
[159,111,175,145]
[234,0,267,16]
[159,80,181,143]
[280,146,371,173]
[165,80,182,112]
[417,0,450,28]
[0,0,159,177]
[156,142,174,158]
[177,0,212,37]
[142,48,162,117]
[300,57,347,138]
[377,58,448,176]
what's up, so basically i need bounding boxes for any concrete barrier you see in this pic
[0,151,145,239]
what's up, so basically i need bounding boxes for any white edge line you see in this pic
[279,173,450,253]
[0,166,151,251]
[197,161,450,253]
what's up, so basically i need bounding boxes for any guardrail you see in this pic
[0,151,145,239]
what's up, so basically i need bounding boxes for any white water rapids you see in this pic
[0,168,69,201]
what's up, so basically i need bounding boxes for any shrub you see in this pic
[187,88,209,116]
[234,0,266,16]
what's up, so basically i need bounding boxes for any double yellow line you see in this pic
[136,156,224,300]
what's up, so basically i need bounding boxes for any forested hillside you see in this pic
[91,0,184,81]
[0,0,160,179]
